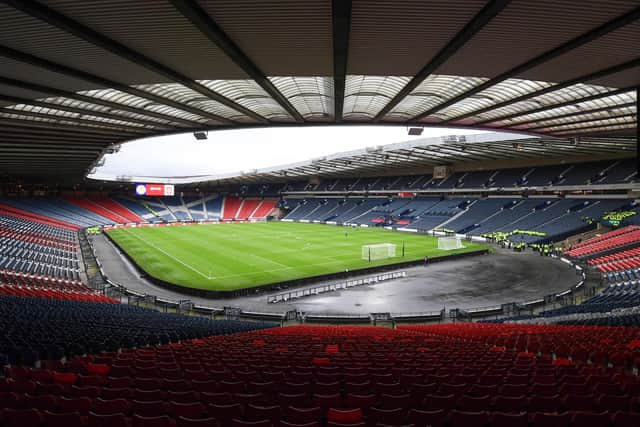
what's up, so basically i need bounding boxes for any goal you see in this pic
[362,243,397,261]
[438,236,465,251]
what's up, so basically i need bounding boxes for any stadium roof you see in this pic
[95,133,636,184]
[0,0,637,179]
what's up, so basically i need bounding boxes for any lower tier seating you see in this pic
[1,324,638,426]
[0,296,277,366]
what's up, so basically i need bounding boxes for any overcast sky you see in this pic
[91,126,487,179]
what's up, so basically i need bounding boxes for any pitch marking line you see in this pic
[122,228,213,280]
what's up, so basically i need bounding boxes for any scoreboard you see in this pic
[135,183,175,197]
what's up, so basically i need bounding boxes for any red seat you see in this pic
[176,417,220,427]
[88,412,130,427]
[207,404,243,425]
[367,407,405,426]
[284,406,322,425]
[2,408,44,427]
[563,394,595,411]
[59,397,93,415]
[490,412,528,427]
[42,410,84,427]
[529,412,571,427]
[245,404,281,425]
[280,422,320,427]
[327,408,363,424]
[93,398,132,415]
[407,408,446,427]
[312,393,342,410]
[491,395,527,413]
[424,394,456,411]
[449,410,489,427]
[457,395,490,411]
[131,414,176,427]
[232,420,272,427]
[612,411,640,427]
[169,402,207,420]
[133,400,168,417]
[570,411,612,427]
[24,394,58,411]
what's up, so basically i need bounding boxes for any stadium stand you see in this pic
[1,324,638,426]
[111,197,160,223]
[88,197,144,223]
[0,296,275,365]
[236,199,261,219]
[64,197,131,225]
[0,199,113,228]
[251,200,277,218]
[203,195,224,220]
[222,196,242,220]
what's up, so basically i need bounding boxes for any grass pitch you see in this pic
[106,222,486,291]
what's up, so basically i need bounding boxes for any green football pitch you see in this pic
[106,222,486,291]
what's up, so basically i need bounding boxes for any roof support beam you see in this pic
[331,0,352,122]
[170,0,304,123]
[0,94,170,130]
[409,6,640,122]
[0,125,117,141]
[441,59,640,124]
[373,0,512,121]
[0,45,240,126]
[5,0,266,124]
[507,101,637,128]
[0,75,199,127]
[476,86,638,126]
[0,117,131,137]
[526,112,637,132]
[0,108,149,135]
[551,120,637,136]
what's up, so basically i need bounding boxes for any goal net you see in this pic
[438,236,465,251]
[362,243,397,261]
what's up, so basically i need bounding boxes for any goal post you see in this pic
[362,243,397,261]
[438,236,465,251]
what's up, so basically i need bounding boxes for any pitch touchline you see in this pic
[122,229,212,280]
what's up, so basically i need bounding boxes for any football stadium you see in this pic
[0,1,639,426]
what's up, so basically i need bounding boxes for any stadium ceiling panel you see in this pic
[0,0,636,180]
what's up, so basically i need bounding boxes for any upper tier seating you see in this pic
[2,324,638,426]
[0,296,276,365]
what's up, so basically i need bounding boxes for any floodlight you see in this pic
[193,131,208,140]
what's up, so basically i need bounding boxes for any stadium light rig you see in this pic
[193,131,208,141]
[407,126,424,136]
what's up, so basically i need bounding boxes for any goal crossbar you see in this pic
[362,243,397,261]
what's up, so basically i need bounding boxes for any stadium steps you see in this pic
[222,195,242,219]
[434,200,478,230]
[300,201,324,220]
[157,199,177,221]
[251,200,277,218]
[179,195,193,221]
[237,199,261,219]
